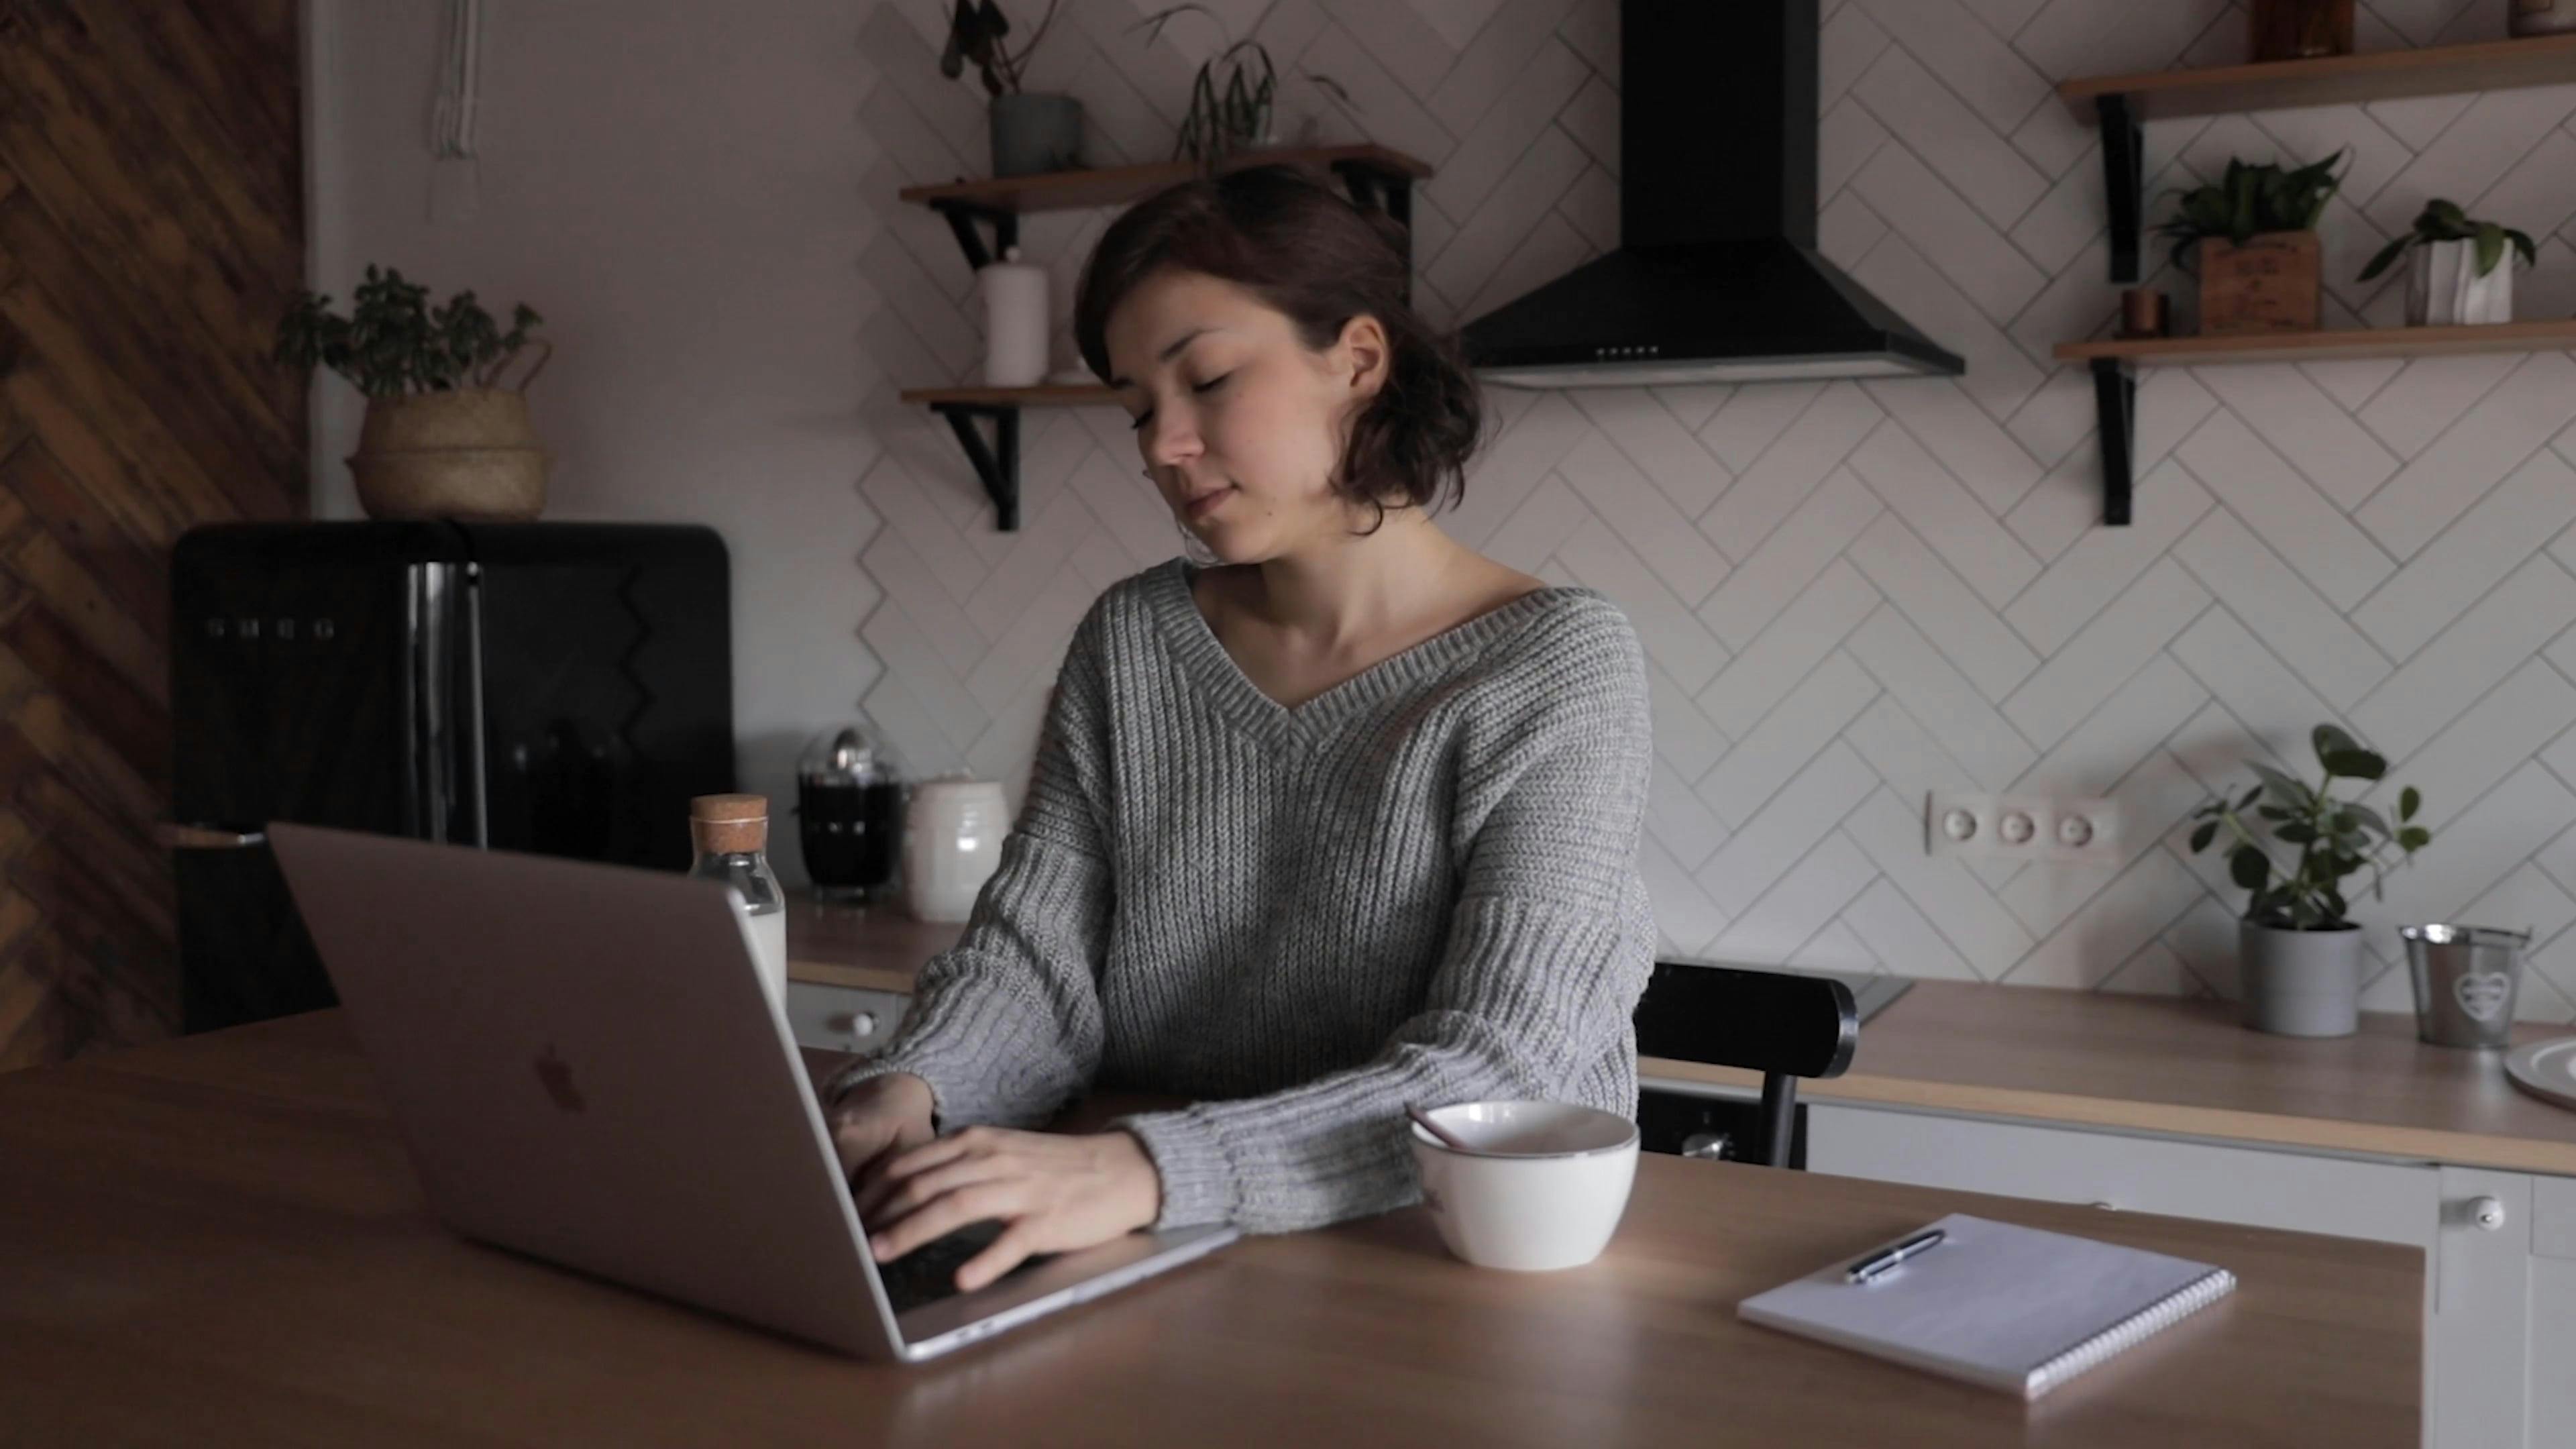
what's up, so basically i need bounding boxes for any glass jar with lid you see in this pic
[797,724,906,904]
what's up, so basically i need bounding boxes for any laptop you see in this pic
[267,821,1237,1361]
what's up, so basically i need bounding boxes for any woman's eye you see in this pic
[1128,374,1228,431]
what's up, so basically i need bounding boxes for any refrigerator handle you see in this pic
[159,823,268,850]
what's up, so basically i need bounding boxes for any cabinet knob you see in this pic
[2468,1195,2506,1232]
[825,1010,878,1039]
[2089,1200,2118,1212]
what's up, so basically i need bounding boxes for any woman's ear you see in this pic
[1336,313,1392,401]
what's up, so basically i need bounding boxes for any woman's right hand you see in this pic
[827,1072,936,1210]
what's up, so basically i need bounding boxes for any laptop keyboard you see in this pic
[876,1220,1061,1314]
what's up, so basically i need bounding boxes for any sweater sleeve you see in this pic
[1114,606,1658,1232]
[820,606,1115,1130]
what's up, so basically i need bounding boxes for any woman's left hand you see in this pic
[854,1127,1164,1291]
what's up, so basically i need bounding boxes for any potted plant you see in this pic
[1134,5,1349,167]
[2155,152,2344,336]
[274,266,551,521]
[2359,199,2538,327]
[2188,724,2432,1038]
[2251,0,2354,60]
[942,0,1078,178]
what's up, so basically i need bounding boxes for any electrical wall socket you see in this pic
[1925,791,2123,866]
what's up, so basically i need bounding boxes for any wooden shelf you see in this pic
[896,144,1431,214]
[898,384,1114,407]
[2059,33,2576,120]
[2057,319,2576,368]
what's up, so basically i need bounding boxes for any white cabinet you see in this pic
[1793,1097,2576,1449]
[783,979,908,1058]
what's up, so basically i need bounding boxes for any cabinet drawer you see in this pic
[783,980,907,1057]
[1807,1100,2438,1248]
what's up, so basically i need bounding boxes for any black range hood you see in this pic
[1462,0,1963,388]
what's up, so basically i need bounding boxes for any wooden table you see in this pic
[0,1011,2419,1446]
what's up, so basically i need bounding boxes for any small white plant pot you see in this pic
[2406,240,2516,326]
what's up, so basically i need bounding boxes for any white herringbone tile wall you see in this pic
[853,0,2576,1015]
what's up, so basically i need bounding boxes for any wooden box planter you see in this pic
[2201,231,2322,335]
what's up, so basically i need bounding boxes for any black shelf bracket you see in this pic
[2092,357,2137,527]
[928,200,1019,271]
[928,402,1022,530]
[2100,93,2143,284]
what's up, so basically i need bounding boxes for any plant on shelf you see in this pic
[273,265,553,521]
[2153,152,2344,336]
[1134,5,1349,167]
[2358,199,2538,328]
[2186,723,2430,1039]
[939,1,1081,178]
[275,265,543,398]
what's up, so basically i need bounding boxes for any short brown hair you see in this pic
[1073,166,1481,521]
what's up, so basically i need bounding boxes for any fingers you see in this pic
[956,1224,1042,1293]
[871,1181,1021,1263]
[853,1128,991,1219]
[859,1154,1017,1231]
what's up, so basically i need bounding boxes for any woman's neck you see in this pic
[1232,509,1466,653]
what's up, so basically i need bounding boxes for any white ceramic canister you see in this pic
[904,778,1010,922]
[979,246,1049,388]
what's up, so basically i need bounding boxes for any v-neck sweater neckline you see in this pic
[1141,557,1600,745]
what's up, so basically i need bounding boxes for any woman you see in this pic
[824,165,1654,1294]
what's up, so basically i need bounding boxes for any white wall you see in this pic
[309,0,2576,1016]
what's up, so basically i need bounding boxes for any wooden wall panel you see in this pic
[0,0,305,1069]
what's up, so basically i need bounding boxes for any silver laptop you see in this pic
[268,821,1236,1361]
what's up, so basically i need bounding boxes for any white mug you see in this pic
[904,779,1008,922]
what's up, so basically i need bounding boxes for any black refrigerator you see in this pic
[170,521,735,1034]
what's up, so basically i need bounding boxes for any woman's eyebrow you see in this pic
[1108,327,1222,388]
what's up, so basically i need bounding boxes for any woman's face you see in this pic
[1103,268,1387,564]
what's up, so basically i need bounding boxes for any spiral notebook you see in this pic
[1737,1214,2237,1401]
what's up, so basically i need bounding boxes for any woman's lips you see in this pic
[1182,487,1230,522]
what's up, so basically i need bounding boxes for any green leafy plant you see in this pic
[939,0,1061,97]
[2187,724,2431,930]
[2153,152,2346,273]
[2358,198,2539,284]
[272,266,543,399]
[1134,5,1350,166]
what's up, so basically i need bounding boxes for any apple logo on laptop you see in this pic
[535,1044,586,1112]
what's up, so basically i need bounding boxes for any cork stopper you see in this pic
[690,793,769,854]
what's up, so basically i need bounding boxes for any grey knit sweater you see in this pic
[826,557,1656,1234]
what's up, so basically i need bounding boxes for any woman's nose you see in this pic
[1140,410,1199,470]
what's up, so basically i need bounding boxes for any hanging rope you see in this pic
[431,0,484,158]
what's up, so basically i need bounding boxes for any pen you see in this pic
[1845,1227,1945,1285]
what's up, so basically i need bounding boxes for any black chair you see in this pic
[1630,961,1860,1168]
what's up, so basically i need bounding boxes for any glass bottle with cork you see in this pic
[689,793,787,1006]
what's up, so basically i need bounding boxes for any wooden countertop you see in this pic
[0,1010,2419,1446]
[787,904,2576,1177]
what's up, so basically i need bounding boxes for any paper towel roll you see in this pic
[981,247,1049,388]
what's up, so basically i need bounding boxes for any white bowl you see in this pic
[1407,1100,1640,1271]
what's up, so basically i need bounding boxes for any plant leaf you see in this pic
[2476,221,2506,278]
[2237,785,2263,812]
[2312,722,2359,761]
[2276,822,2318,845]
[2247,761,2311,810]
[2231,845,2272,892]
[2398,826,2431,852]
[2400,786,2420,822]
[2190,820,2219,853]
[2321,749,2385,781]
[2358,235,2411,282]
